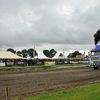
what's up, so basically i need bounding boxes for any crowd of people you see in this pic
[0,58,89,67]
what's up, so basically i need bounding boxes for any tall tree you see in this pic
[43,49,57,58]
[67,51,82,58]
[17,51,22,57]
[7,48,16,54]
[59,53,63,56]
[21,49,27,58]
[27,48,38,58]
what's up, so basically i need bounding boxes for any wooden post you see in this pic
[5,85,8,100]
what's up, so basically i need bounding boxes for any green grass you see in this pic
[0,65,45,69]
[25,83,100,100]
[0,63,89,69]
[54,63,89,66]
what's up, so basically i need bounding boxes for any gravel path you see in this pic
[0,66,100,100]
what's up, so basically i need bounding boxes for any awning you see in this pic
[0,51,23,59]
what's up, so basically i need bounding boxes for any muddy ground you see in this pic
[0,66,100,100]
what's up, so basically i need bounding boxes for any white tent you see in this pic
[52,53,59,59]
[37,53,48,59]
[0,51,23,59]
[37,52,59,59]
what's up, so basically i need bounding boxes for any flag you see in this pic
[33,46,35,58]
[83,50,85,56]
[63,49,65,58]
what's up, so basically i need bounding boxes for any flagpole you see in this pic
[33,46,35,59]
[63,49,65,59]
[82,49,85,57]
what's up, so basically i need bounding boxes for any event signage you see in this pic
[17,62,24,66]
[37,62,42,65]
[17,62,24,64]
[44,61,55,66]
[7,62,14,66]
[0,62,5,67]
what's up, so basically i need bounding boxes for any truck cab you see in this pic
[90,45,100,69]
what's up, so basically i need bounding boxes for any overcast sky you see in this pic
[0,0,100,56]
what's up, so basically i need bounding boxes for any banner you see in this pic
[7,62,14,66]
[0,62,5,66]
[17,62,24,64]
[44,61,55,66]
[37,62,42,65]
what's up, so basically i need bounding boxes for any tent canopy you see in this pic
[37,53,48,59]
[37,52,60,59]
[0,51,23,59]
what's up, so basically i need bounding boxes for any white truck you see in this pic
[90,45,100,69]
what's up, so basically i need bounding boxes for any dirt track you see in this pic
[0,66,100,100]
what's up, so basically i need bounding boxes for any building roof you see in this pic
[0,51,23,59]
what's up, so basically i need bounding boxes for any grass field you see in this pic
[25,83,100,100]
[0,63,89,69]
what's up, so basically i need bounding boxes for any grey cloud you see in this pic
[0,0,100,53]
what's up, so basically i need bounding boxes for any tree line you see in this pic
[7,48,38,58]
[7,48,58,58]
[6,48,86,58]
